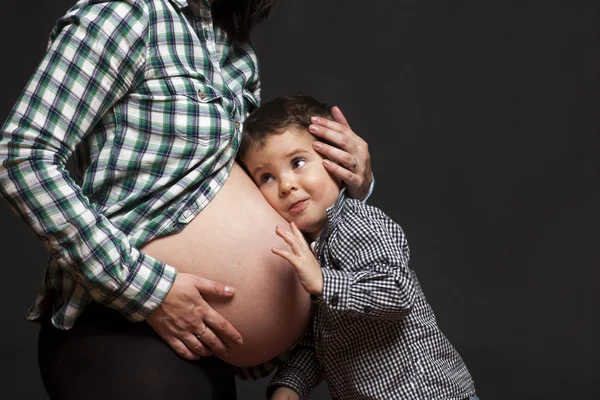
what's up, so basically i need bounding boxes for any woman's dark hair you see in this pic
[212,0,280,42]
[238,94,333,163]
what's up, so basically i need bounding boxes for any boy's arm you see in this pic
[316,202,414,322]
[266,326,322,400]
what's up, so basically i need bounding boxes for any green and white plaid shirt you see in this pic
[0,0,260,329]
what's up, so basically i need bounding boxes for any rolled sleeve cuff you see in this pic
[106,254,177,321]
[320,268,351,312]
[267,374,310,400]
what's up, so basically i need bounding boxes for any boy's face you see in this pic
[243,128,341,240]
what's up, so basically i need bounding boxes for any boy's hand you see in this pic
[272,223,323,296]
[309,106,372,201]
[270,387,300,400]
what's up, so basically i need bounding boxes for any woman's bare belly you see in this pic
[141,163,312,367]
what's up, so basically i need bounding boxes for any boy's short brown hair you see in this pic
[238,94,333,163]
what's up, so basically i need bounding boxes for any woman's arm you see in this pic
[0,1,241,359]
[0,0,163,320]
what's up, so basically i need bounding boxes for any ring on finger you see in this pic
[195,325,208,341]
[351,157,358,170]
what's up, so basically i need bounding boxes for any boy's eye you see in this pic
[291,158,306,169]
[260,173,274,184]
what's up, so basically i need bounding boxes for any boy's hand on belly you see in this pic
[146,272,244,360]
[272,222,324,296]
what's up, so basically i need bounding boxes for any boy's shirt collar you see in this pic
[313,188,347,254]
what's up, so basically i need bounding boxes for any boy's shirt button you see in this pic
[330,294,339,307]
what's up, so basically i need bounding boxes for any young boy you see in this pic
[237,95,478,400]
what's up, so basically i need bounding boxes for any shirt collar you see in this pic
[313,188,347,253]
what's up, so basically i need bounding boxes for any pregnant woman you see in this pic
[0,1,372,399]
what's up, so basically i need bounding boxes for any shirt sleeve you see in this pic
[317,202,414,322]
[0,1,176,321]
[234,353,283,380]
[361,173,376,202]
[245,39,261,105]
[266,326,322,400]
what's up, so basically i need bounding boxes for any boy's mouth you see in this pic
[288,199,309,214]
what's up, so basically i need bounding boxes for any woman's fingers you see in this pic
[167,337,201,360]
[308,109,372,200]
[322,159,361,186]
[192,275,236,297]
[202,308,244,350]
[190,275,243,346]
[146,273,243,360]
[313,141,359,171]
[182,332,214,358]
[186,327,223,356]
[309,117,358,153]
[331,105,350,127]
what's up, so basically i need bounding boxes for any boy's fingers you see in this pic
[289,222,305,243]
[276,225,300,251]
[272,247,296,266]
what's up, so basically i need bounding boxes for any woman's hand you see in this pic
[272,223,323,296]
[146,273,243,360]
[270,387,300,400]
[309,106,373,200]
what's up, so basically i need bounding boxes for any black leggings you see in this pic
[37,304,237,400]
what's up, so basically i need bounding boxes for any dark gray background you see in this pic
[1,1,598,399]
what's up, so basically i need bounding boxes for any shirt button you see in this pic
[330,294,339,307]
[178,208,195,224]
[234,120,241,129]
[364,306,372,314]
[198,91,208,101]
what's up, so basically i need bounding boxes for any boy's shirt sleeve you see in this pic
[315,201,414,322]
[266,325,322,400]
[234,349,294,380]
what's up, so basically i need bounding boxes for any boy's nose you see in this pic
[279,180,297,197]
